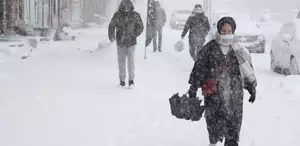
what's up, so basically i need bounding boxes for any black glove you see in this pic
[249,94,255,103]
[244,79,257,104]
[188,85,198,98]
[248,85,256,103]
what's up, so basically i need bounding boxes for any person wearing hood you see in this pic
[108,0,144,88]
[181,4,210,61]
[153,1,167,52]
[186,17,257,146]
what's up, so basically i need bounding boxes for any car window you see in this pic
[280,23,295,38]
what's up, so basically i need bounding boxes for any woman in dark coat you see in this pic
[187,17,257,146]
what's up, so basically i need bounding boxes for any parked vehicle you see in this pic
[212,13,266,53]
[169,9,192,30]
[270,19,300,75]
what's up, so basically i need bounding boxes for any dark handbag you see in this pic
[169,93,205,121]
[201,59,227,97]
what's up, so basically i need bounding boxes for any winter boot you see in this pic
[119,81,125,87]
[129,80,134,88]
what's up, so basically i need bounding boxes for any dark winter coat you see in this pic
[188,40,256,143]
[154,2,167,29]
[181,13,210,44]
[108,0,144,48]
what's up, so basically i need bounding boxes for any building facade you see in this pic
[0,0,23,35]
[0,0,119,36]
[0,0,61,35]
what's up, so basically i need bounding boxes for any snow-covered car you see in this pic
[270,20,300,75]
[169,9,192,29]
[212,14,266,53]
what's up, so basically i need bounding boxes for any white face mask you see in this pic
[218,34,235,46]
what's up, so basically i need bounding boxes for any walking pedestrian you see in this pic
[108,0,144,88]
[181,4,210,61]
[187,17,257,146]
[153,1,167,52]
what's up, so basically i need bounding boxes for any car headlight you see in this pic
[257,34,265,41]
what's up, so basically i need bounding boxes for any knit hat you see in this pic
[194,4,202,9]
[193,4,204,14]
[217,16,236,34]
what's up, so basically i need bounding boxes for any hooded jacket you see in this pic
[181,12,210,42]
[108,0,144,48]
[154,1,167,29]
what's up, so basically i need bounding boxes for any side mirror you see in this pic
[281,34,292,42]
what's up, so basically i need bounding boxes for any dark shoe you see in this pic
[119,81,125,87]
[158,49,162,52]
[129,80,134,86]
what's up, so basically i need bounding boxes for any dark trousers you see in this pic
[205,97,241,146]
[153,27,163,51]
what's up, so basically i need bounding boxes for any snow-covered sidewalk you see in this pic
[0,27,300,146]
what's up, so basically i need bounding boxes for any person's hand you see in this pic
[245,79,257,104]
[187,85,197,98]
[110,38,116,42]
[248,87,256,103]
[187,92,196,98]
[249,94,256,103]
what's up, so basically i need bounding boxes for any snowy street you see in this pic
[0,24,300,146]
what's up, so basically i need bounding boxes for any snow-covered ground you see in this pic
[0,21,300,146]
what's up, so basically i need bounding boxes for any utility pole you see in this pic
[203,0,212,23]
[57,0,61,27]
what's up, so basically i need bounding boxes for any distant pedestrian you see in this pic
[181,4,210,61]
[153,1,167,52]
